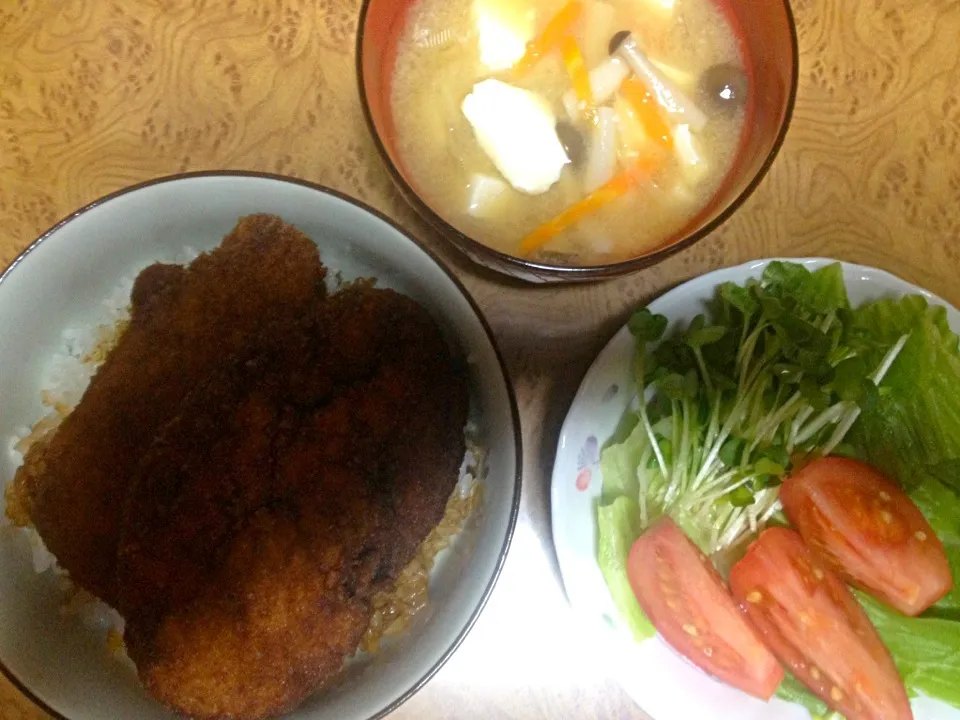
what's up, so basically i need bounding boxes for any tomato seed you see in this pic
[682,624,699,636]
[880,510,893,524]
[879,491,891,501]
[799,612,812,626]
[915,530,927,541]
[746,590,762,603]
[810,667,821,680]
[812,567,824,580]
[831,686,844,702]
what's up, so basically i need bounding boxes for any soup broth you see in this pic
[391,0,748,266]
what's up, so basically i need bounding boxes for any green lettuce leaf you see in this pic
[850,308,960,493]
[857,590,960,708]
[851,295,959,355]
[909,476,960,615]
[596,496,655,641]
[775,674,842,720]
[599,415,646,502]
[845,296,960,705]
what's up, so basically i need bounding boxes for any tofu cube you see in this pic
[462,79,570,195]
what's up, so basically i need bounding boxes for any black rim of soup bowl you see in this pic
[0,170,525,720]
[356,0,801,282]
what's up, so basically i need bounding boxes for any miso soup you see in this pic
[391,0,749,266]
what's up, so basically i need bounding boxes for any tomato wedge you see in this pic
[781,456,952,616]
[626,517,783,699]
[730,528,912,720]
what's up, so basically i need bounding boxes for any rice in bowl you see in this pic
[3,251,485,679]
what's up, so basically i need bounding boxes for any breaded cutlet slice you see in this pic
[14,214,326,606]
[116,286,469,720]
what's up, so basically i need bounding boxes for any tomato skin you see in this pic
[781,457,952,616]
[626,517,783,699]
[730,527,912,720]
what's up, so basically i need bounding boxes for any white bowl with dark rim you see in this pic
[0,172,522,720]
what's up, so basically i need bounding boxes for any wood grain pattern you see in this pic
[2,0,960,717]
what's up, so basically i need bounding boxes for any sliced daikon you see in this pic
[582,1,616,68]
[473,0,535,71]
[465,173,510,217]
[585,106,618,193]
[649,57,695,89]
[674,124,710,185]
[614,95,649,163]
[562,57,630,119]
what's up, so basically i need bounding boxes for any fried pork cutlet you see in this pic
[14,215,326,605]
[116,286,469,720]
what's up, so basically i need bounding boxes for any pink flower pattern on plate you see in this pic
[576,435,599,491]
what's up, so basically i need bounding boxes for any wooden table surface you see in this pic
[2,0,959,717]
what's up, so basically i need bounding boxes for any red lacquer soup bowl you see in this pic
[357,0,798,283]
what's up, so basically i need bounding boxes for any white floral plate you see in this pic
[550,258,960,720]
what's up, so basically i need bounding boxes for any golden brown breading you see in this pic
[132,501,372,720]
[15,215,326,605]
[16,214,469,720]
[115,285,468,720]
[128,263,187,314]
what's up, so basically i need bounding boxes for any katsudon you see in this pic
[6,215,472,720]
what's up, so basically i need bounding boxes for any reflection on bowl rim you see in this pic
[0,170,525,720]
[356,0,801,282]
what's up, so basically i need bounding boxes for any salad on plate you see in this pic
[556,260,960,720]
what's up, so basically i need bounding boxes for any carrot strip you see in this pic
[519,157,657,256]
[560,35,593,109]
[620,76,674,152]
[513,1,584,76]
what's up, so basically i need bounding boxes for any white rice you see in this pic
[3,248,200,647]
